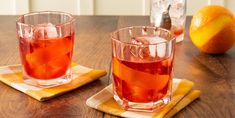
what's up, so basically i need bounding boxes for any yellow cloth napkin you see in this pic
[0,64,106,101]
[86,79,201,118]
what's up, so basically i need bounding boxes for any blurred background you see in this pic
[0,0,234,15]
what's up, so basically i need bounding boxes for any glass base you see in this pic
[113,93,171,112]
[23,71,72,88]
[176,33,184,43]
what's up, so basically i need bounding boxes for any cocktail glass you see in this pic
[151,0,186,42]
[16,11,75,88]
[111,26,176,112]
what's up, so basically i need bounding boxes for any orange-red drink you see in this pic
[16,11,75,87]
[171,25,184,37]
[19,35,74,80]
[112,55,173,103]
[111,26,175,112]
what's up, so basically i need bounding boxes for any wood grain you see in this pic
[0,16,235,118]
[0,16,116,118]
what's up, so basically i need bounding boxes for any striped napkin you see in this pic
[0,63,106,101]
[86,79,201,118]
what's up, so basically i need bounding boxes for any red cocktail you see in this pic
[112,27,175,112]
[171,25,184,37]
[16,11,75,87]
[112,55,173,103]
[19,35,74,80]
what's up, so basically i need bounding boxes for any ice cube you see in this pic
[170,2,185,18]
[148,36,166,57]
[132,36,166,45]
[148,36,166,44]
[149,45,156,57]
[45,23,58,38]
[131,36,149,45]
[157,43,166,58]
[132,36,166,58]
[33,23,58,39]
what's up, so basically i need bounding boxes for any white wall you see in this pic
[225,0,235,13]
[30,0,79,14]
[94,0,150,15]
[0,0,18,14]
[0,0,234,15]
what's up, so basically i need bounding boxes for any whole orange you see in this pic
[190,5,235,54]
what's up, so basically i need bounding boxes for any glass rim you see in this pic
[16,11,76,27]
[111,26,176,46]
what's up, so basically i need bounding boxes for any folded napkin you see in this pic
[86,78,201,118]
[0,63,106,101]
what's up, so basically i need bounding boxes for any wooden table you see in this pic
[0,16,235,118]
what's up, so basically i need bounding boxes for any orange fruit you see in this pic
[190,5,235,54]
